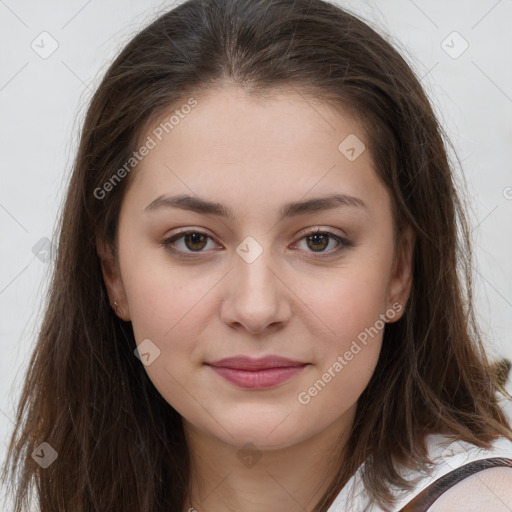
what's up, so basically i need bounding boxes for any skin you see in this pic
[97,84,416,511]
[429,468,512,511]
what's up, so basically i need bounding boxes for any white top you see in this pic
[327,393,512,512]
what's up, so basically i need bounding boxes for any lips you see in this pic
[207,355,307,370]
[206,356,309,389]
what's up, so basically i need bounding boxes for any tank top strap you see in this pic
[398,457,512,512]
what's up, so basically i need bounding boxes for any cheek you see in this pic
[304,284,384,396]
[293,275,387,428]
[124,262,218,344]
[304,256,392,352]
[294,253,391,406]
[120,258,216,414]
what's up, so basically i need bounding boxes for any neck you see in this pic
[182,406,355,512]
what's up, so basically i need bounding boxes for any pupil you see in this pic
[183,233,330,252]
[186,233,207,251]
[309,233,327,251]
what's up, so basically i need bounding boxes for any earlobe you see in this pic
[386,225,415,323]
[96,236,131,321]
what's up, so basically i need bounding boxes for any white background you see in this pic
[1,0,511,507]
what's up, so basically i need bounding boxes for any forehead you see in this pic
[141,84,362,158]
[123,84,389,218]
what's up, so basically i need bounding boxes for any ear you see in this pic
[96,235,131,321]
[386,224,415,323]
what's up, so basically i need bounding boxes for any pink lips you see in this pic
[206,356,308,389]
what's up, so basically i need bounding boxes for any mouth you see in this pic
[205,356,309,389]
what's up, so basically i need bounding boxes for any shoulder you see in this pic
[326,433,512,512]
[391,433,512,512]
[427,466,512,511]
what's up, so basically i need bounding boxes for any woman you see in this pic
[2,0,512,510]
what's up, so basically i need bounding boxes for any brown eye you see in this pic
[161,230,217,258]
[294,229,350,256]
[161,228,352,260]
[306,232,330,252]
[183,232,208,251]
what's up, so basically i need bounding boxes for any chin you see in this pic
[228,429,302,451]
[204,410,313,450]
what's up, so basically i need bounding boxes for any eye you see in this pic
[160,228,353,259]
[292,228,352,257]
[161,230,218,258]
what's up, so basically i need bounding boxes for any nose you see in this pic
[220,247,292,335]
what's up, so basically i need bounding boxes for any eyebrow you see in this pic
[144,193,368,222]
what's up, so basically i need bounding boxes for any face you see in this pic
[98,84,414,451]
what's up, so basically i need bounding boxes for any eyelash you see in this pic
[160,228,353,260]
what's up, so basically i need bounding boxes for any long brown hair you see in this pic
[2,0,511,510]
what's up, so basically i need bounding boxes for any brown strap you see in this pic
[398,457,512,511]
